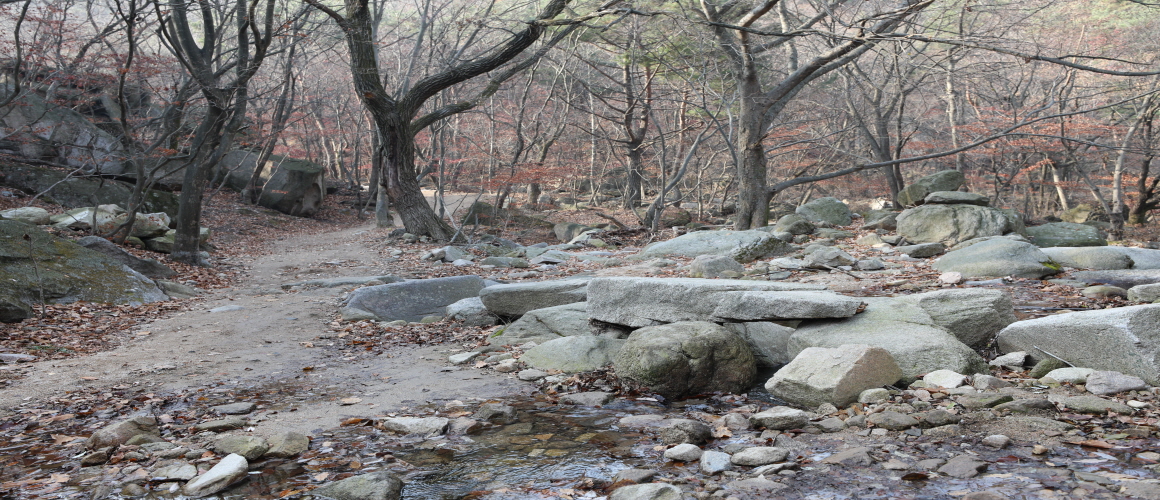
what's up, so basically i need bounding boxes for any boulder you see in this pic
[804,247,856,268]
[609,483,682,500]
[1129,283,1160,302]
[895,243,945,258]
[613,321,757,399]
[896,204,1017,246]
[0,91,125,173]
[709,291,863,322]
[932,238,1059,279]
[1085,371,1148,395]
[52,205,118,231]
[1060,203,1101,223]
[493,302,591,344]
[0,163,178,217]
[554,222,594,243]
[478,279,588,317]
[996,304,1160,384]
[1111,247,1160,269]
[795,197,852,226]
[638,230,791,263]
[444,297,498,326]
[860,211,898,230]
[87,416,159,449]
[0,221,167,322]
[0,207,50,225]
[765,345,903,408]
[217,150,275,192]
[1071,269,1160,289]
[76,236,176,278]
[788,297,988,381]
[521,335,625,373]
[255,157,325,217]
[724,322,796,368]
[1024,222,1106,247]
[264,431,310,458]
[310,471,403,500]
[773,214,815,235]
[924,191,989,206]
[587,277,826,328]
[211,435,269,461]
[344,275,486,322]
[688,254,745,278]
[750,407,810,430]
[896,289,1016,349]
[896,170,965,206]
[94,212,171,238]
[1040,247,1133,270]
[183,454,249,498]
[379,417,449,436]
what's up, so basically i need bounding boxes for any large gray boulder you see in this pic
[1071,269,1160,289]
[896,204,1017,246]
[724,322,797,368]
[688,254,745,278]
[996,304,1160,384]
[1041,247,1133,270]
[709,291,863,322]
[0,163,179,217]
[478,279,588,317]
[76,236,177,279]
[896,170,965,207]
[554,222,594,243]
[1024,222,1107,247]
[638,230,791,263]
[344,275,486,322]
[0,207,51,225]
[788,297,988,381]
[765,345,903,408]
[773,214,815,235]
[0,221,167,322]
[1128,283,1160,303]
[493,302,592,344]
[932,238,1059,279]
[796,197,853,226]
[614,321,757,399]
[256,156,325,217]
[311,471,403,500]
[0,89,125,173]
[896,289,1016,349]
[1113,247,1160,269]
[924,191,989,206]
[521,335,625,373]
[587,277,827,328]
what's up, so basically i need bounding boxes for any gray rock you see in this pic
[973,375,1012,390]
[473,403,517,424]
[731,447,789,466]
[424,246,470,263]
[494,302,592,344]
[153,462,198,481]
[956,394,1014,409]
[211,402,256,415]
[157,280,202,299]
[659,419,712,445]
[821,447,874,466]
[897,289,1016,349]
[774,214,815,235]
[587,277,826,328]
[751,407,810,430]
[265,431,309,458]
[856,258,885,270]
[521,335,625,373]
[897,204,1017,246]
[932,238,1058,279]
[982,434,1011,449]
[193,417,245,432]
[710,291,863,322]
[289,275,403,288]
[938,455,988,478]
[724,322,796,368]
[664,443,703,461]
[788,297,987,381]
[1085,371,1148,395]
[345,275,486,322]
[609,483,682,500]
[559,391,615,406]
[379,417,449,436]
[1072,269,1160,289]
[0,163,178,216]
[989,352,1028,370]
[311,471,403,500]
[611,468,658,485]
[765,344,902,408]
[861,211,898,230]
[255,156,325,217]
[923,369,967,388]
[444,297,498,326]
[921,409,961,427]
[480,256,530,268]
[478,279,588,317]
[1086,285,1131,299]
[924,191,990,206]
[0,207,51,225]
[804,247,856,268]
[639,230,792,263]
[1043,367,1094,383]
[517,368,547,380]
[87,416,158,449]
[1041,247,1133,270]
[896,170,965,206]
[688,254,745,278]
[1025,222,1107,247]
[867,411,918,430]
[700,450,733,474]
[895,243,946,258]
[1111,247,1160,269]
[814,417,847,433]
[1129,283,1160,302]
[996,304,1160,384]
[183,454,249,498]
[614,321,756,399]
[211,435,269,461]
[554,222,594,243]
[339,306,379,322]
[796,197,852,226]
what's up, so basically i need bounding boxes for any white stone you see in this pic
[923,369,968,389]
[990,352,1028,370]
[1044,367,1095,384]
[183,454,248,498]
[765,344,903,408]
[379,417,449,436]
[664,443,703,462]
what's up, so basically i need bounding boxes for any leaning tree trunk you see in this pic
[379,117,456,239]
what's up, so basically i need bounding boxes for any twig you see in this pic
[589,211,628,229]
[819,264,862,280]
[1032,345,1074,367]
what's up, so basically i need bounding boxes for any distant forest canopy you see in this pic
[1,0,1158,241]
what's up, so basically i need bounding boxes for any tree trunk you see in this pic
[623,144,644,208]
[172,102,228,264]
[379,117,455,239]
[734,79,769,230]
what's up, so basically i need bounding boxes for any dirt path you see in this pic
[0,223,524,435]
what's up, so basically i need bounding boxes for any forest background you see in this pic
[2,0,1159,261]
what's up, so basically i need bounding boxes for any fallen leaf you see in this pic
[313,472,329,482]
[51,434,82,445]
[302,366,314,372]
[712,426,733,438]
[1066,440,1116,449]
[80,377,98,381]
[901,473,928,481]
[49,473,69,483]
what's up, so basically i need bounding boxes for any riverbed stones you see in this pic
[638,230,792,263]
[765,345,902,408]
[493,302,591,344]
[1060,396,1135,415]
[731,447,789,466]
[803,247,856,268]
[923,369,967,388]
[1072,269,1160,289]
[87,416,158,449]
[0,206,50,225]
[1044,367,1094,384]
[897,289,1016,349]
[709,291,863,322]
[938,455,988,478]
[774,214,815,235]
[796,197,853,226]
[521,335,625,373]
[750,407,810,430]
[895,243,946,258]
[1041,247,1133,270]
[664,443,702,462]
[559,391,615,406]
[265,431,309,458]
[1085,371,1148,395]
[659,419,712,445]
[614,321,756,399]
[1129,283,1160,302]
[1025,222,1107,247]
[996,304,1160,384]
[444,297,498,326]
[867,411,918,431]
[183,454,249,498]
[896,204,1016,246]
[211,402,256,415]
[609,483,683,500]
[587,277,828,328]
[379,417,449,436]
[821,447,874,466]
[896,170,965,206]
[699,451,733,475]
[211,435,269,461]
[344,275,486,322]
[932,238,1058,279]
[687,254,744,278]
[311,471,404,500]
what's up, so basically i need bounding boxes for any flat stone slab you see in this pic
[709,291,863,321]
[587,277,826,328]
[478,278,589,317]
[345,275,486,322]
[286,275,402,288]
[1072,269,1160,289]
